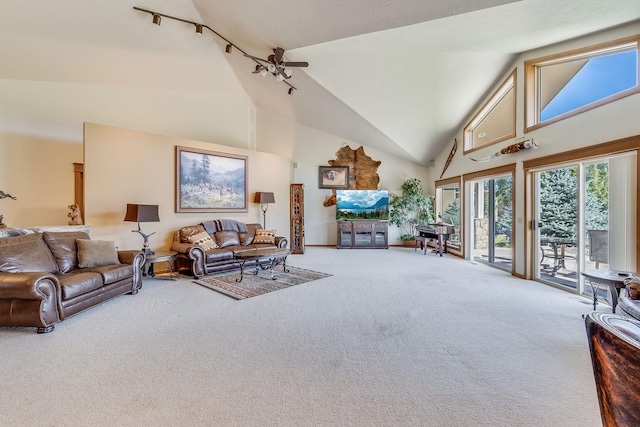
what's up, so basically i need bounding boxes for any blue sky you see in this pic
[541,50,637,121]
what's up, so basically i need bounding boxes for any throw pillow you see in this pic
[254,229,276,244]
[77,239,121,268]
[214,231,241,248]
[187,231,219,251]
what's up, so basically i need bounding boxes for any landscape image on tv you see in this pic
[336,190,389,221]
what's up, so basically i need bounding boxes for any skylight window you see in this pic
[525,35,640,131]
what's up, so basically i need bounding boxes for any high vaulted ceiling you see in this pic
[2,1,640,164]
[190,0,640,164]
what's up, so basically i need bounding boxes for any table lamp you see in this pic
[253,192,275,228]
[124,204,159,255]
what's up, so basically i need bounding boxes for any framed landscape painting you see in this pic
[176,146,248,213]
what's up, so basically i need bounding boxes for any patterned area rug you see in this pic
[193,266,332,300]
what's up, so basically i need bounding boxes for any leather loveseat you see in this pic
[0,230,145,333]
[170,220,288,279]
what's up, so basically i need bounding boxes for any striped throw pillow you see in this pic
[187,231,219,251]
[254,229,276,244]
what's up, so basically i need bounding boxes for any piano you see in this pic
[415,223,456,256]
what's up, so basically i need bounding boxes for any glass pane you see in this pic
[473,181,489,263]
[538,167,578,289]
[540,49,638,122]
[493,177,513,270]
[584,161,609,270]
[440,185,460,243]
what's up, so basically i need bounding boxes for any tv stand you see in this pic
[337,220,388,249]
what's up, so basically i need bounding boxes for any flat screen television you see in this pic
[336,190,389,221]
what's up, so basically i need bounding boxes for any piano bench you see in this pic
[414,236,427,252]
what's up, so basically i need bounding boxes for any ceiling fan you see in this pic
[245,47,308,80]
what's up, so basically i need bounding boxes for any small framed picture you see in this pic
[318,166,349,189]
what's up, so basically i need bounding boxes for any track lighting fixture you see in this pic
[133,6,299,94]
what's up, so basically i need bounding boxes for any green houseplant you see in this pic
[389,178,435,243]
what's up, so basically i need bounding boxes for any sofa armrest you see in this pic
[0,272,60,300]
[169,242,194,254]
[0,272,62,330]
[117,250,146,267]
[170,242,206,279]
[275,236,288,248]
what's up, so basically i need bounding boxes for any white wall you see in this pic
[84,123,291,251]
[290,124,430,245]
[434,22,640,274]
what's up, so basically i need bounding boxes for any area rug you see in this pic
[192,266,332,300]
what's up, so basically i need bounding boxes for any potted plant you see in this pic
[389,178,434,246]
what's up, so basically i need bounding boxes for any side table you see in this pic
[144,251,178,280]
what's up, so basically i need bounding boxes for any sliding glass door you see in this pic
[533,153,636,302]
[471,175,513,271]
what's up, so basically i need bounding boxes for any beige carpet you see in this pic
[0,247,604,426]
[194,265,332,299]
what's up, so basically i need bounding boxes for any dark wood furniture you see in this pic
[416,223,456,256]
[337,220,388,249]
[582,269,637,312]
[290,183,304,254]
[233,247,291,282]
[144,250,178,280]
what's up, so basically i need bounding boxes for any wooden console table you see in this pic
[337,220,388,249]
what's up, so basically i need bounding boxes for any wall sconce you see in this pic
[253,192,275,229]
[124,204,160,255]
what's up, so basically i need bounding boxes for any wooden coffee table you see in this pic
[233,248,291,282]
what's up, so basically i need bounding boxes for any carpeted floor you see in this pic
[193,265,332,299]
[0,247,604,426]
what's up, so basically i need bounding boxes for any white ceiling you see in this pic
[2,0,640,163]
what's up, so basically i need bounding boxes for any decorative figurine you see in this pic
[68,204,83,225]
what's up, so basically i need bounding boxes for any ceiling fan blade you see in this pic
[283,61,309,67]
[273,47,285,63]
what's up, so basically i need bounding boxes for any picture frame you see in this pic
[318,166,349,189]
[176,146,248,213]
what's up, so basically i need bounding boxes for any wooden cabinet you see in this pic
[337,220,388,249]
[290,184,304,254]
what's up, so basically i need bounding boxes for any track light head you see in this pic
[225,44,232,54]
[152,14,161,25]
[288,87,294,95]
[195,24,203,34]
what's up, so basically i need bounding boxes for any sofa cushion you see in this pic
[0,233,59,274]
[180,224,207,243]
[77,239,121,268]
[83,264,134,285]
[43,231,90,274]
[215,231,241,248]
[58,271,105,300]
[187,231,219,251]
[254,229,276,244]
[241,224,260,245]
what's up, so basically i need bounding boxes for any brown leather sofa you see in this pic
[0,230,145,333]
[170,221,288,279]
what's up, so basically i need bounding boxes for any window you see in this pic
[464,69,516,153]
[525,35,639,132]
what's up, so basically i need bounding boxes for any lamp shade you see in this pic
[253,192,275,204]
[124,204,159,223]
